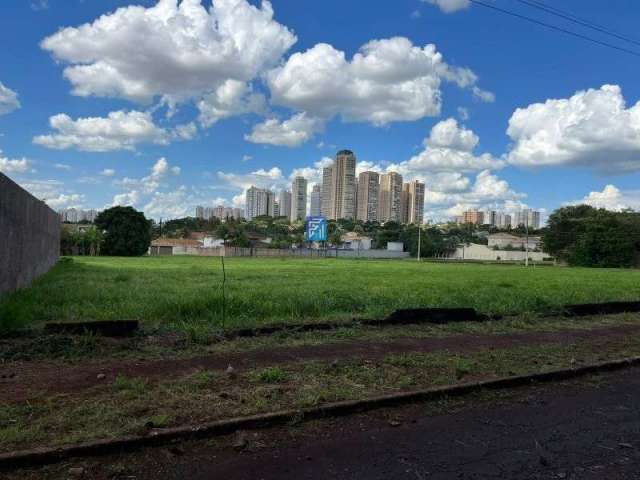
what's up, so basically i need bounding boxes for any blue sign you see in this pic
[306,216,328,242]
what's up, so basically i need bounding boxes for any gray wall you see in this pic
[152,245,410,259]
[0,173,61,295]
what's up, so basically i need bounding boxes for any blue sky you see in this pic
[1,0,640,221]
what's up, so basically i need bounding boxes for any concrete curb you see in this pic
[37,301,640,341]
[223,301,640,339]
[2,356,640,471]
[225,308,493,339]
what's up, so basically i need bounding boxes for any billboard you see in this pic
[306,216,328,242]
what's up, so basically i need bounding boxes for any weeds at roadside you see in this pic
[454,358,474,379]
[2,336,640,453]
[113,375,148,395]
[253,366,288,383]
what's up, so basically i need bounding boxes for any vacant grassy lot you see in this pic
[1,256,640,332]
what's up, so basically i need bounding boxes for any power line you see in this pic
[468,0,640,58]
[514,0,640,48]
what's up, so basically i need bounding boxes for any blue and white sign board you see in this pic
[306,216,328,242]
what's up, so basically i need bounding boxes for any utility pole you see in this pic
[525,211,529,267]
[417,225,422,262]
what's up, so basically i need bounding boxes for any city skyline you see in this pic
[2,1,640,223]
[235,149,545,226]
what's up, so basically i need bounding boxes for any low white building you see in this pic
[203,236,224,248]
[387,242,404,252]
[488,233,541,251]
[446,243,550,262]
[341,232,372,250]
[149,238,203,255]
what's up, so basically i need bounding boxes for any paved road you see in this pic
[12,367,640,479]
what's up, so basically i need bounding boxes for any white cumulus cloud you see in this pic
[112,190,140,207]
[245,113,324,147]
[0,151,31,174]
[114,157,181,193]
[423,0,471,13]
[17,179,85,209]
[267,37,491,128]
[197,80,266,127]
[507,84,640,173]
[423,170,528,221]
[40,0,296,105]
[33,110,173,152]
[388,118,504,176]
[143,186,191,218]
[45,193,85,209]
[568,184,640,212]
[0,82,20,115]
[216,166,284,192]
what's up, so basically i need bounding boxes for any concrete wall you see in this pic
[386,242,404,252]
[151,245,410,259]
[0,173,61,295]
[336,249,410,259]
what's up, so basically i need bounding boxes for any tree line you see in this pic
[60,205,640,267]
[542,205,640,268]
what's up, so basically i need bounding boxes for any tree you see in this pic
[215,222,251,247]
[95,206,151,256]
[374,221,402,248]
[60,225,103,256]
[572,214,637,267]
[543,205,640,267]
[401,225,458,257]
[328,221,344,247]
[543,205,596,260]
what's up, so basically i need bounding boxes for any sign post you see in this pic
[306,216,328,243]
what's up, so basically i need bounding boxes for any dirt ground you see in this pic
[9,363,640,479]
[2,322,640,403]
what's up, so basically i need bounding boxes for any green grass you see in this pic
[252,366,289,383]
[1,256,640,332]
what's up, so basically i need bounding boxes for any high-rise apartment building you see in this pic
[353,177,358,218]
[310,184,322,217]
[514,209,541,229]
[196,205,244,221]
[290,176,308,221]
[495,212,512,229]
[400,184,410,225]
[485,210,497,226]
[232,208,244,220]
[86,209,98,222]
[329,150,357,220]
[378,172,403,223]
[404,180,425,225]
[356,171,379,222]
[213,205,226,219]
[462,209,484,225]
[58,208,101,223]
[245,186,274,220]
[278,190,292,219]
[319,150,357,220]
[320,166,333,218]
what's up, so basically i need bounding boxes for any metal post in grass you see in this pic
[220,255,226,329]
[525,212,529,268]
[417,225,422,262]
